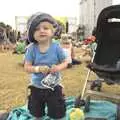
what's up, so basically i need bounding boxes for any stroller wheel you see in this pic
[97,86,101,91]
[96,80,102,91]
[90,81,96,90]
[84,96,91,112]
[74,95,85,108]
[90,80,102,91]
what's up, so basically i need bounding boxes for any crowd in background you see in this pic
[0,21,97,67]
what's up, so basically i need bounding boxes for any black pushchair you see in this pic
[89,5,120,90]
[75,5,120,119]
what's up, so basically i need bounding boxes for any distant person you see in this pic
[24,12,68,120]
[90,27,97,56]
[17,31,21,41]
[61,34,81,68]
[61,34,72,67]
[0,28,5,52]
[92,26,97,37]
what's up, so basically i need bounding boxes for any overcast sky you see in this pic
[0,0,79,28]
[113,0,120,4]
[0,0,120,28]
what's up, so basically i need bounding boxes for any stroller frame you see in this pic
[83,4,120,101]
[75,6,120,118]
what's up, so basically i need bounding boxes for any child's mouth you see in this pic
[40,35,47,37]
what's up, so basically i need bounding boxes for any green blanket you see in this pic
[7,97,117,120]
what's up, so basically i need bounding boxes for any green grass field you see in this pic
[0,51,120,111]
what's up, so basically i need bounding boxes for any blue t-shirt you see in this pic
[25,43,66,88]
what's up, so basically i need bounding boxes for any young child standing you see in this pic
[60,34,81,68]
[60,34,73,68]
[24,12,68,120]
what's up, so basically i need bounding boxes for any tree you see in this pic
[0,22,6,28]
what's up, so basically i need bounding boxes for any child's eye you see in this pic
[35,26,50,31]
[35,27,40,31]
[43,27,49,30]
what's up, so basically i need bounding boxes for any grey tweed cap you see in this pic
[27,12,58,42]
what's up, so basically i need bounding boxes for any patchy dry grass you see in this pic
[0,50,120,111]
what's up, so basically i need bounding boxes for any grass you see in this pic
[0,50,120,111]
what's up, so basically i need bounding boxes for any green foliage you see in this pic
[0,22,12,29]
[0,22,6,28]
[56,20,65,32]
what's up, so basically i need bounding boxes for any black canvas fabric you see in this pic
[90,5,120,83]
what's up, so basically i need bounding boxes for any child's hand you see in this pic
[50,65,60,73]
[39,66,50,74]
[35,65,50,74]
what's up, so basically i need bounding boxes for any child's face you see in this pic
[33,21,54,43]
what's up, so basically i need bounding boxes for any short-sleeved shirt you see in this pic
[61,43,72,64]
[25,42,66,88]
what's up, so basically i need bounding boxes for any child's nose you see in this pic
[39,28,45,32]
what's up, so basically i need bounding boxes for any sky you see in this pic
[0,0,120,29]
[0,0,80,28]
[113,0,120,4]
